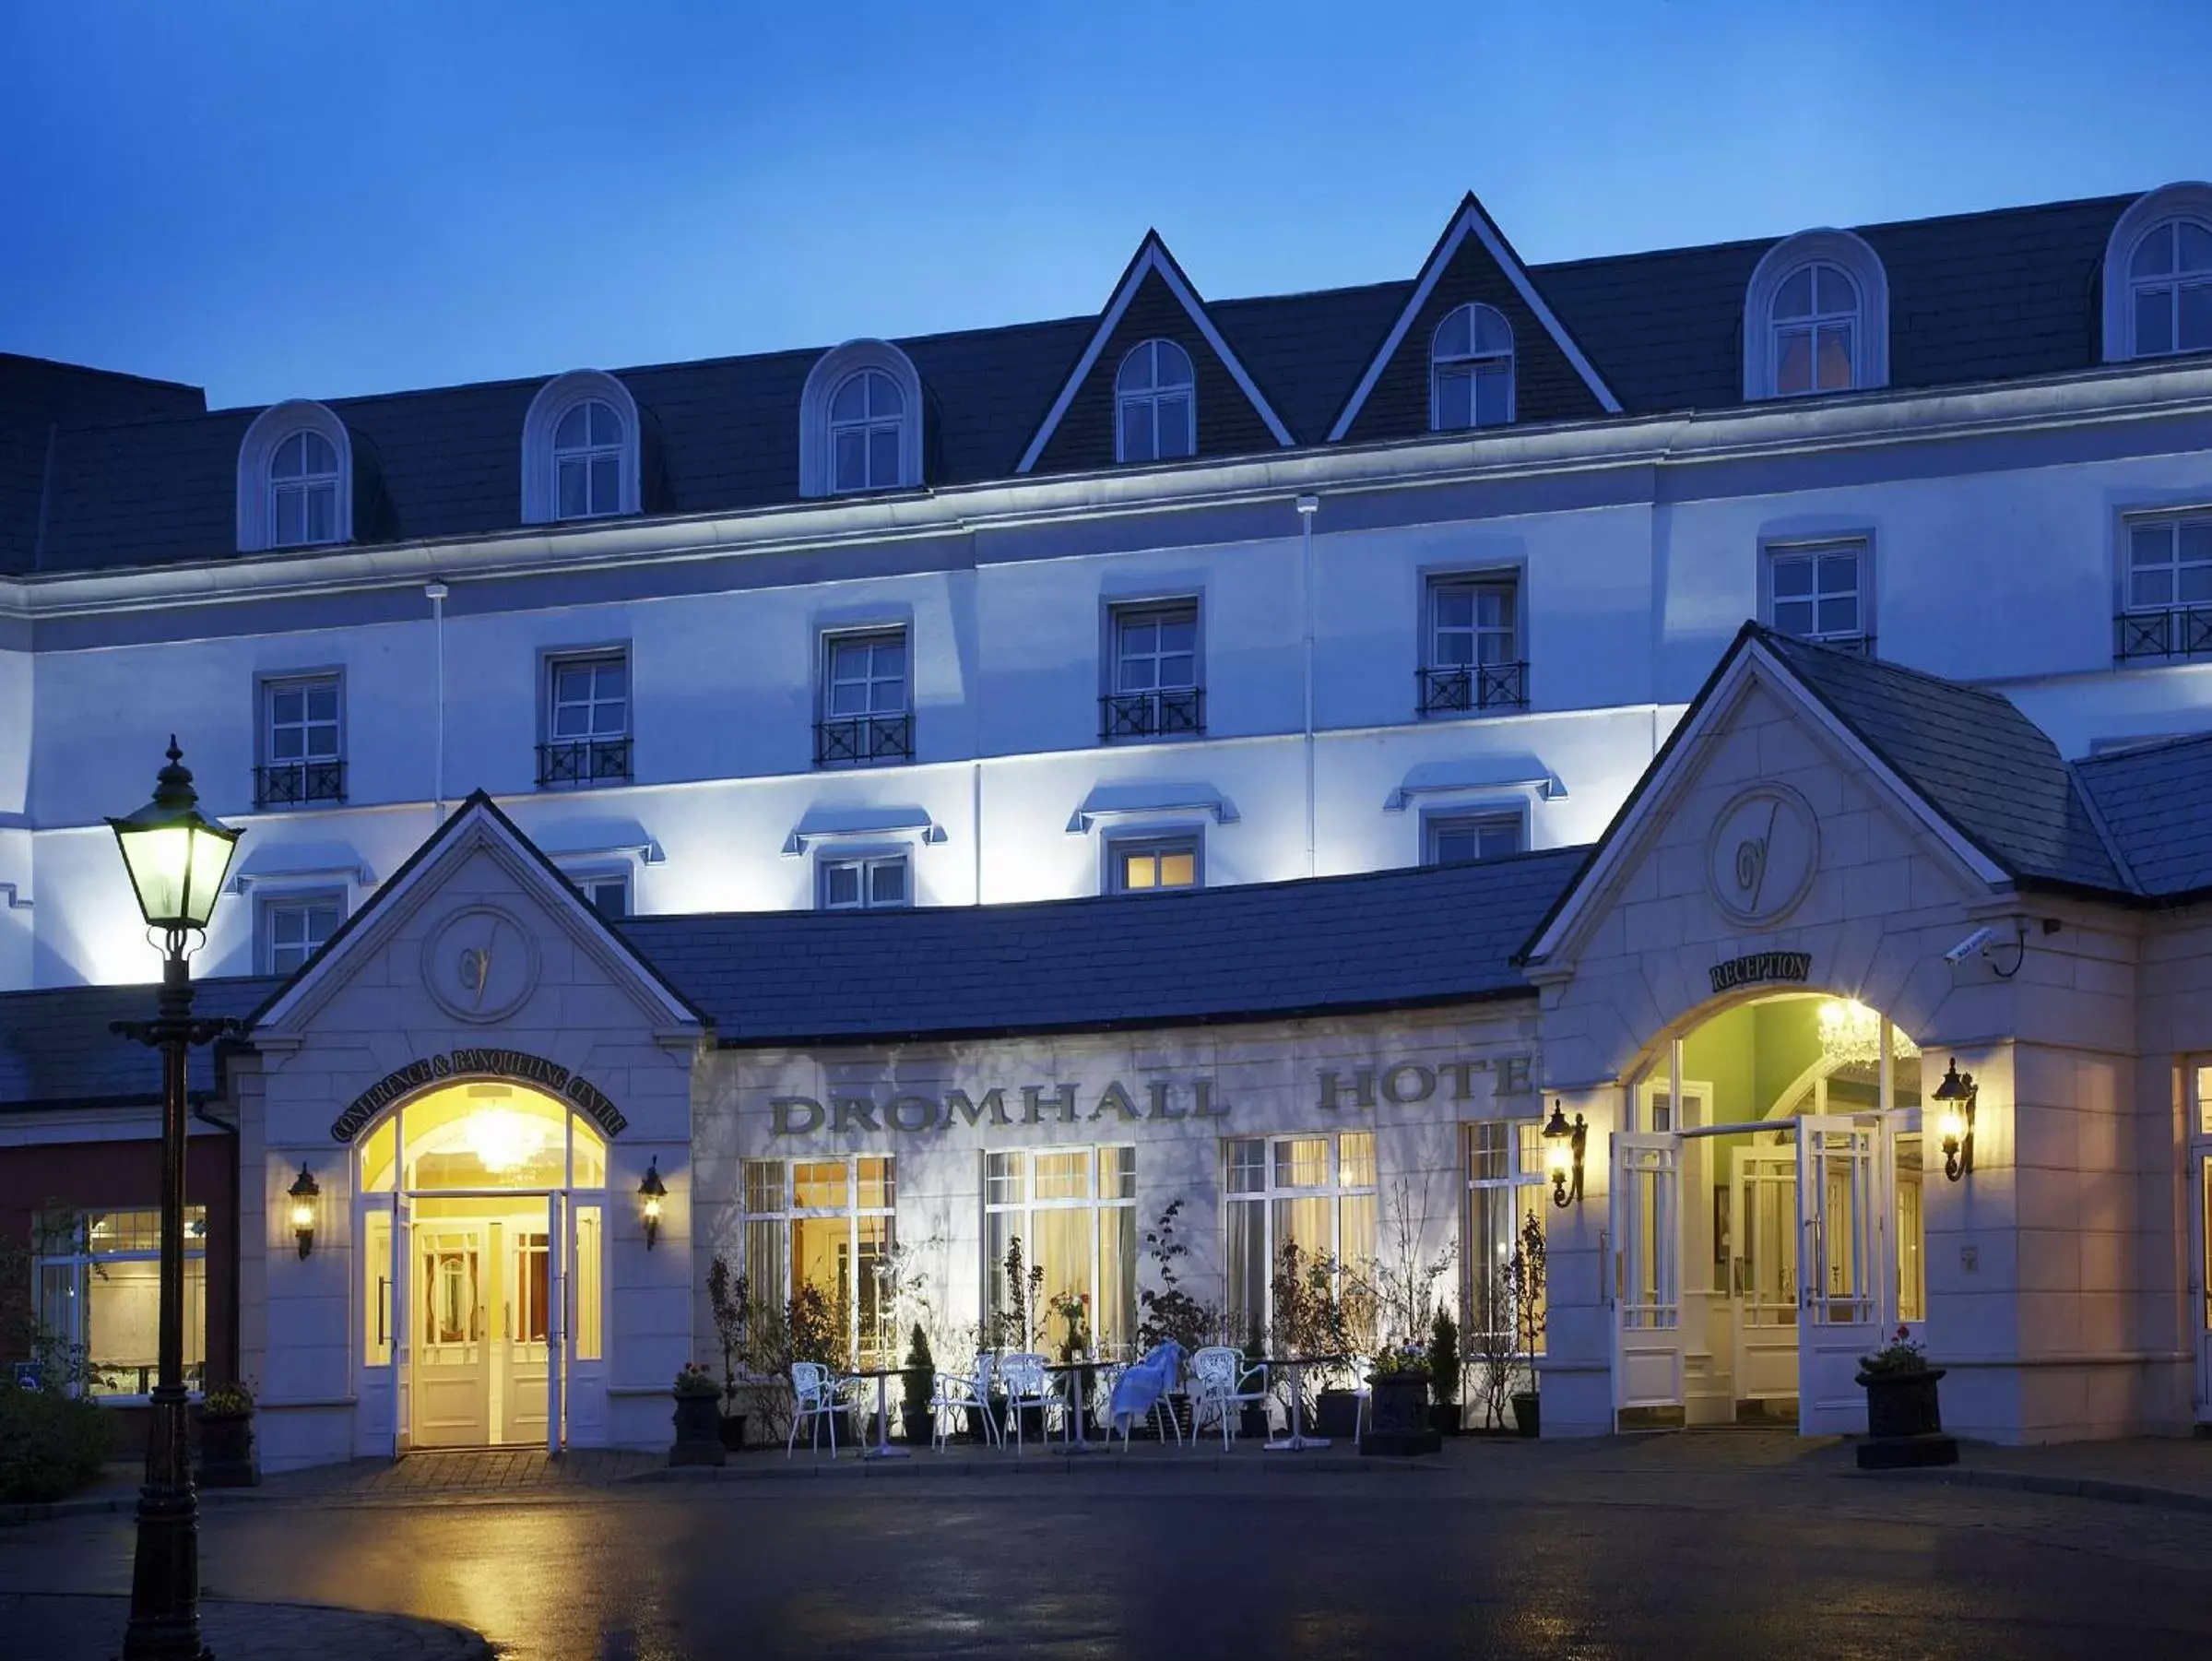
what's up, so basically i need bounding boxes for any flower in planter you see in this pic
[1369,1343,1430,1377]
[1858,1326,1928,1377]
[674,1361,723,1399]
[200,1381,255,1418]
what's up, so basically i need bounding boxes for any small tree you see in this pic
[1508,1209,1548,1400]
[1136,1199,1220,1354]
[993,1237,1047,1353]
[1369,1179,1458,1349]
[1429,1308,1461,1409]
[739,1293,795,1443]
[705,1256,750,1414]
[902,1323,935,1429]
[1467,1263,1521,1430]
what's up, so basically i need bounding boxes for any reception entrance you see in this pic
[355,1082,609,1453]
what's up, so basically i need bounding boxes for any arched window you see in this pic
[236,400,354,552]
[269,428,341,547]
[1115,339,1195,461]
[2127,219,2212,358]
[521,370,642,525]
[830,370,907,492]
[551,398,625,519]
[1430,303,1514,430]
[1742,230,1888,400]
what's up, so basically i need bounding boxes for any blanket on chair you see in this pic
[1109,1341,1186,1424]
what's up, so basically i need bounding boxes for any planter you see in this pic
[901,1407,935,1446]
[669,1393,726,1466]
[1012,1404,1048,1444]
[1428,1401,1462,1438]
[1361,1370,1441,1456]
[1239,1404,1272,1441]
[1315,1388,1362,1441]
[717,1411,749,1453]
[1509,1391,1541,1439]
[964,1401,998,1443]
[1854,1367,1957,1469]
[195,1410,258,1489]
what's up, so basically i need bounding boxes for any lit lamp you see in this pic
[1932,1059,1977,1182]
[106,738,243,1661]
[1543,1101,1587,1209]
[639,1157,667,1250]
[288,1165,320,1259]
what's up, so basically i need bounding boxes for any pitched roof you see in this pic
[0,975,279,1112]
[2076,732,2212,899]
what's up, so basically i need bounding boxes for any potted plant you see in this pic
[195,1379,258,1488]
[1050,1289,1094,1437]
[1507,1211,1546,1439]
[670,1361,726,1466]
[707,1256,751,1453]
[902,1324,936,1446]
[1238,1323,1272,1441]
[1854,1327,1957,1468]
[1427,1309,1461,1437]
[1135,1201,1215,1440]
[1361,1344,1439,1455]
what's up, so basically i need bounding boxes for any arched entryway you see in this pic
[354,1081,611,1453]
[1612,991,1925,1435]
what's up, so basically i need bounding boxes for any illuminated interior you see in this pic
[359,1082,606,1192]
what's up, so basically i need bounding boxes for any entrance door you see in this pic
[501,1217,552,1446]
[414,1223,490,1448]
[564,1201,609,1446]
[1798,1115,1881,1434]
[1732,1146,1799,1411]
[1613,1133,1685,1420]
[2195,1157,2212,1423]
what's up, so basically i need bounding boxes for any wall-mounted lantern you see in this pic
[639,1157,667,1250]
[288,1164,320,1259]
[1543,1101,1587,1208]
[1932,1059,1977,1181]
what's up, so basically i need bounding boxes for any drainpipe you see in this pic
[1297,495,1319,877]
[424,582,449,820]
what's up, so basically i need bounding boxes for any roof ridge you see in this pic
[1758,627,2029,714]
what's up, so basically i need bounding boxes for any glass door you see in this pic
[412,1222,489,1447]
[1798,1115,1880,1434]
[1732,1146,1798,1409]
[1612,1132,1685,1419]
[564,1201,609,1445]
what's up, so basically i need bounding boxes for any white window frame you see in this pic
[1742,230,1889,400]
[550,399,627,520]
[1105,832,1201,895]
[983,1147,1139,1358]
[578,872,631,919]
[1763,537,1873,648]
[2102,185,2212,362]
[256,670,345,808]
[2117,508,2212,659]
[33,1206,209,1401]
[235,399,353,552]
[260,888,345,976]
[1223,1132,1378,1341]
[740,1155,898,1366]
[1429,303,1515,431]
[520,370,642,524]
[1114,338,1197,463]
[539,647,632,788]
[818,851,911,911]
[1462,1121,1545,1348]
[798,339,924,498]
[1424,810,1525,867]
[1420,571,1524,716]
[1104,599,1204,742]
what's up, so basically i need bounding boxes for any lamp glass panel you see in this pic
[183,826,241,926]
[117,822,195,924]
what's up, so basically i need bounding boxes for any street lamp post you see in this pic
[107,739,243,1661]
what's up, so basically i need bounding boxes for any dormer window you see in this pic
[270,430,341,547]
[1742,230,1888,401]
[799,340,925,498]
[1770,264,1858,396]
[551,398,626,519]
[1430,303,1514,430]
[235,399,354,553]
[830,371,907,492]
[1115,340,1195,462]
[2127,219,2212,358]
[521,370,642,524]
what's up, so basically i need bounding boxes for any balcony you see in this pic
[2116,607,2212,661]
[1101,687,1205,742]
[537,737,633,788]
[254,758,346,809]
[815,713,915,768]
[1416,661,1529,717]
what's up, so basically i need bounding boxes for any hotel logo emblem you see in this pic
[421,905,541,1024]
[1705,785,1819,925]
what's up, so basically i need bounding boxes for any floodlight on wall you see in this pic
[1932,1059,1977,1182]
[639,1157,667,1250]
[288,1164,320,1260]
[1543,1101,1587,1209]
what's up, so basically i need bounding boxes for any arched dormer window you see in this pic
[2102,184,2212,362]
[522,370,642,524]
[236,400,353,552]
[1743,229,1889,400]
[1115,339,1196,462]
[1430,303,1514,430]
[798,339,924,498]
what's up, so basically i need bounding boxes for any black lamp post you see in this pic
[107,739,243,1661]
[1543,1100,1587,1209]
[1932,1058,1978,1182]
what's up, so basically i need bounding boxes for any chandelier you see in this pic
[1817,999,1920,1070]
[464,1108,548,1174]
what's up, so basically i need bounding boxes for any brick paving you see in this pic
[0,1594,488,1660]
[258,1444,663,1499]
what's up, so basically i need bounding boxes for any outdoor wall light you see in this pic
[1543,1101,1587,1209]
[287,1164,320,1259]
[639,1157,667,1249]
[1933,1059,1977,1182]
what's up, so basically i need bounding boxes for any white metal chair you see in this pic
[787,1360,845,1458]
[1107,1348,1188,1449]
[929,1351,1000,1451]
[1189,1345,1270,1450]
[998,1352,1059,1454]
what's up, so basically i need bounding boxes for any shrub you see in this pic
[0,1389,112,1502]
[903,1323,934,1420]
[1429,1310,1461,1406]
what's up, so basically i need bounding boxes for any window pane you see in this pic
[857,1156,893,1211]
[1471,1120,1508,1180]
[1434,586,1473,628]
[2182,283,2212,351]
[1816,323,1853,389]
[834,431,866,491]
[1816,596,1860,634]
[832,376,867,422]
[745,1159,786,1215]
[869,427,900,487]
[1156,395,1192,457]
[1117,350,1152,394]
[274,490,303,546]
[1435,366,1473,430]
[2133,524,2174,567]
[1473,305,1512,354]
[556,405,589,448]
[1155,343,1192,387]
[1771,556,1813,598]
[1034,1150,1090,1202]
[1275,1137,1328,1189]
[1434,305,1472,358]
[2181,565,2212,604]
[793,1162,847,1209]
[824,863,861,908]
[1120,852,1154,890]
[1774,267,1815,318]
[1226,1140,1267,1194]
[590,454,619,513]
[1814,264,1855,314]
[1474,362,1510,427]
[868,373,904,418]
[1341,1132,1376,1189]
[869,860,907,906]
[2137,289,2174,356]
[558,459,586,518]
[589,400,621,446]
[1120,400,1153,462]
[305,485,335,542]
[1775,328,1813,394]
[2182,523,2212,567]
[2181,222,2212,273]
[1102,1145,1136,1201]
[1156,850,1195,887]
[2133,569,2175,608]
[1816,553,1858,595]
[2135,223,2175,279]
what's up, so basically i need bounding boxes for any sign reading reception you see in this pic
[330,1049,628,1142]
[1707,951,1814,995]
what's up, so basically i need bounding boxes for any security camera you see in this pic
[1944,926,1996,966]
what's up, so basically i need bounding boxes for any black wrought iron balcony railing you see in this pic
[1416,661,1530,717]
[537,737,633,788]
[1803,633,1876,658]
[2116,607,2212,661]
[253,758,346,808]
[815,713,915,767]
[1101,686,1205,742]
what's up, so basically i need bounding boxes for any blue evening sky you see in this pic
[3,2,2206,409]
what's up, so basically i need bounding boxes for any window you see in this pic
[816,629,913,766]
[551,399,625,520]
[269,429,341,547]
[1766,540,1871,651]
[539,651,632,787]
[1224,1133,1377,1344]
[820,853,909,911]
[1463,1121,1545,1348]
[984,1148,1138,1358]
[1425,813,1522,866]
[34,1208,207,1398]
[742,1157,897,1366]
[1771,264,1857,397]
[578,874,630,919]
[1115,339,1195,462]
[263,892,343,975]
[1418,575,1525,714]
[1108,836,1199,894]
[1430,303,1514,431]
[2127,219,2212,359]
[256,674,345,807]
[830,371,907,493]
[2118,513,2212,658]
[1103,602,1203,740]
[1742,231,1887,400]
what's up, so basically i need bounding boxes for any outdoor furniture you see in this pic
[1189,1345,1270,1450]
[787,1360,845,1458]
[1264,1354,1345,1452]
[1045,1358,1105,1453]
[929,1352,999,1451]
[842,1365,909,1461]
[999,1352,1059,1453]
[1108,1340,1187,1449]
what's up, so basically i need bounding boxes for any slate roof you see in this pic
[621,848,1582,1047]
[2076,733,2212,899]
[0,976,281,1112]
[0,354,204,574]
[5,190,2165,575]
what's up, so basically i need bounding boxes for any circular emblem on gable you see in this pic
[421,906,540,1025]
[1705,784,1820,926]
